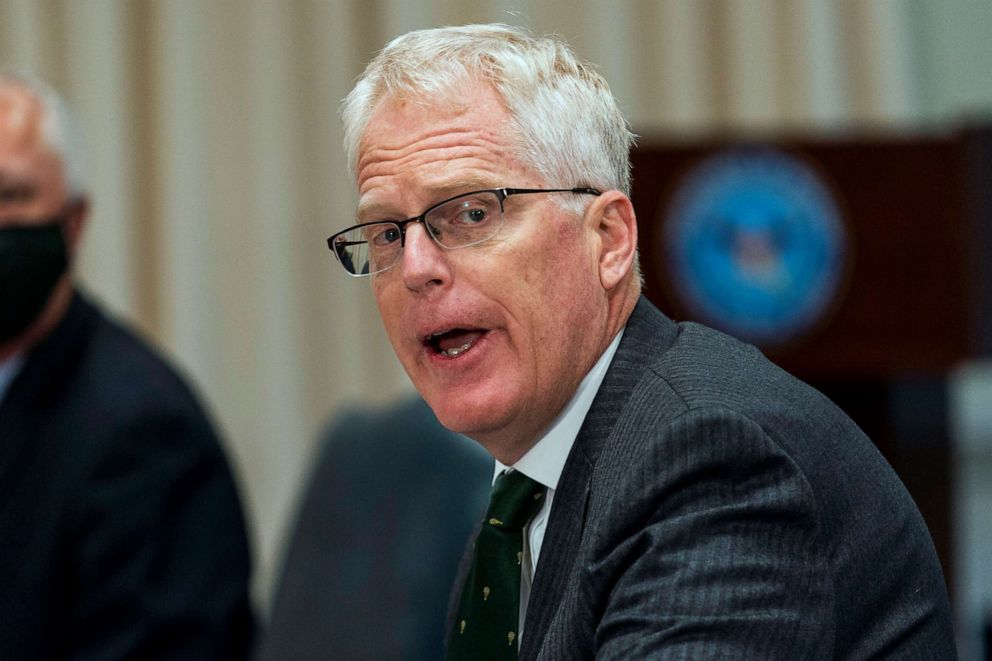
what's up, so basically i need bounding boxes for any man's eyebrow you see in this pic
[357,178,500,223]
[355,200,400,224]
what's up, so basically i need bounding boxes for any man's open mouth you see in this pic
[426,328,487,358]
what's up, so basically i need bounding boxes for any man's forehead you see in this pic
[360,103,476,164]
[360,80,509,145]
[0,85,44,151]
[356,87,518,185]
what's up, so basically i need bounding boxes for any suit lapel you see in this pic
[0,401,33,509]
[0,294,90,505]
[518,436,593,660]
[519,297,678,659]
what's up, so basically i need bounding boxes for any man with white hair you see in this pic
[329,24,957,659]
[0,71,254,659]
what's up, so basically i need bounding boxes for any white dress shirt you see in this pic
[493,330,623,640]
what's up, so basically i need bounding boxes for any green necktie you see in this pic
[447,470,545,660]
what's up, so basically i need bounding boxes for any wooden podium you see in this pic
[630,126,992,597]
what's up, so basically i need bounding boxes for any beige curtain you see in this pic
[2,0,990,610]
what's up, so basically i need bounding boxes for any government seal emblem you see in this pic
[661,149,848,345]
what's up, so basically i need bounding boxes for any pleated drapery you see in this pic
[2,0,990,609]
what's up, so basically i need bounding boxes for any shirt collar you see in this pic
[494,329,624,490]
[0,352,26,407]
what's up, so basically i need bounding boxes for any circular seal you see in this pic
[661,149,848,346]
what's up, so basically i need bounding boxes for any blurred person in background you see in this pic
[258,396,490,661]
[329,24,957,659]
[0,70,253,660]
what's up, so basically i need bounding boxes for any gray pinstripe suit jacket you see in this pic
[450,296,956,660]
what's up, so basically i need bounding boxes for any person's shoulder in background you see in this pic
[258,395,491,661]
[0,290,255,660]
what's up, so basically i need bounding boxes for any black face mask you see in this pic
[0,221,68,343]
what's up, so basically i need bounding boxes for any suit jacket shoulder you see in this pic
[521,296,956,660]
[0,291,254,660]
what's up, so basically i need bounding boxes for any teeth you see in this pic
[441,341,472,357]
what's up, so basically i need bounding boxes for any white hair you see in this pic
[342,24,635,204]
[0,69,88,200]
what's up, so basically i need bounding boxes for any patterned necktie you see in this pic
[447,470,545,660]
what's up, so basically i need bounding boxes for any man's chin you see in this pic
[412,369,525,438]
[427,400,535,463]
[427,400,503,440]
[429,408,488,438]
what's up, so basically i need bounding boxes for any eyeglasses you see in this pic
[327,187,601,276]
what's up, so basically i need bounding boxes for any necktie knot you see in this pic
[485,471,545,531]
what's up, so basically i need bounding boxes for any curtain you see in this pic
[3,0,990,609]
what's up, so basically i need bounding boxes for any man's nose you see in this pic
[400,222,451,292]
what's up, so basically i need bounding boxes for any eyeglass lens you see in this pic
[333,190,504,275]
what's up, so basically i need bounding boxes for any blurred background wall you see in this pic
[2,0,991,656]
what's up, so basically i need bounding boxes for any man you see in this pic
[329,24,957,659]
[0,72,253,658]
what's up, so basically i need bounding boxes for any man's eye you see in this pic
[454,205,489,225]
[371,226,401,246]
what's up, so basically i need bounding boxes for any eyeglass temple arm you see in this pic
[501,186,602,196]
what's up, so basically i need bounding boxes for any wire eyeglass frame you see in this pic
[327,186,601,277]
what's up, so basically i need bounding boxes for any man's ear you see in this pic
[63,197,89,254]
[588,191,637,290]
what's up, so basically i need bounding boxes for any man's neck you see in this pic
[494,329,624,489]
[476,284,640,464]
